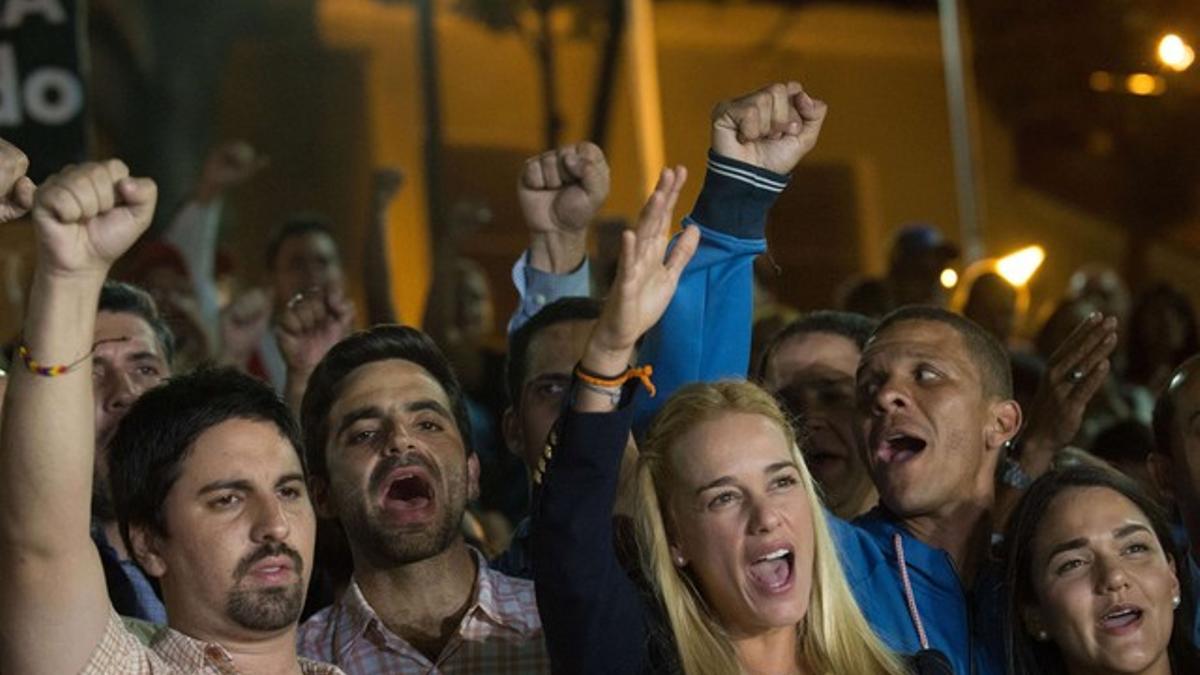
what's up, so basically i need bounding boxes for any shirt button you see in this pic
[533,293,546,305]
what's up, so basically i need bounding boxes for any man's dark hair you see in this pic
[872,305,1013,399]
[754,310,876,381]
[1001,464,1200,675]
[1152,355,1200,458]
[506,297,603,409]
[1090,419,1155,467]
[108,367,302,555]
[98,280,175,365]
[265,212,338,270]
[301,325,473,482]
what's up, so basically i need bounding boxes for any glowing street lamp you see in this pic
[995,245,1045,288]
[1158,33,1195,72]
[940,268,959,289]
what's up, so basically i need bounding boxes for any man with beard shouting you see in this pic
[297,326,549,673]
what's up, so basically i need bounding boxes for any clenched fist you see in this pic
[711,82,828,175]
[32,160,157,278]
[0,139,34,223]
[518,141,610,236]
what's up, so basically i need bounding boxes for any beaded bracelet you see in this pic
[17,343,95,377]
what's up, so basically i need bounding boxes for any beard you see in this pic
[337,455,467,569]
[225,543,306,632]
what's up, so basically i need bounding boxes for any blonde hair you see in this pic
[634,380,907,675]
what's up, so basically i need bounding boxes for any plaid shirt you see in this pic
[297,551,549,674]
[83,608,342,674]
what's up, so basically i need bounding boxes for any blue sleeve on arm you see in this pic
[507,251,592,336]
[531,386,648,674]
[632,151,788,436]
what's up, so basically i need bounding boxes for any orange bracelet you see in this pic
[574,363,657,398]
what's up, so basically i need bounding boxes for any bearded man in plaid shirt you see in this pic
[296,325,549,674]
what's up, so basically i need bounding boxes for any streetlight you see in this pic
[995,245,1045,288]
[1158,33,1195,72]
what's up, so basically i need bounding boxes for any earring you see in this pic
[1173,596,1181,609]
[1035,630,1049,642]
[673,555,686,567]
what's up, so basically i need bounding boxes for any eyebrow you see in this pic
[1044,523,1154,561]
[408,399,454,421]
[694,461,799,495]
[334,400,455,439]
[92,350,162,365]
[197,478,254,496]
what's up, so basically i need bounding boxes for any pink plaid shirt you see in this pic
[297,552,549,675]
[83,608,342,674]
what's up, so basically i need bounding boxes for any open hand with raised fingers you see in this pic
[1022,311,1119,459]
[32,159,157,278]
[711,81,828,175]
[583,166,699,376]
[0,139,34,223]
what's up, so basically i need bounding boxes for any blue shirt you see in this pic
[830,509,1002,675]
[92,521,167,624]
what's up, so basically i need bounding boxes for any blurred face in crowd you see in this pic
[856,320,1010,519]
[1024,487,1177,675]
[1069,264,1131,324]
[505,319,595,471]
[271,231,343,307]
[138,418,314,637]
[320,359,478,569]
[455,262,495,343]
[93,311,171,519]
[667,412,816,636]
[762,331,876,519]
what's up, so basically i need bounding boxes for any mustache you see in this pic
[233,542,304,580]
[368,453,438,494]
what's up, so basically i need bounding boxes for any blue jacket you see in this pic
[632,151,777,437]
[829,511,1003,675]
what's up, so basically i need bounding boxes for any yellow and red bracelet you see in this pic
[17,343,95,377]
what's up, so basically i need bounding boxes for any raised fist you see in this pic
[0,138,34,223]
[518,141,610,235]
[372,167,405,206]
[32,160,157,278]
[711,82,828,175]
[195,140,267,203]
[276,284,355,376]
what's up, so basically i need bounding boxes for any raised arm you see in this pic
[508,141,608,334]
[0,158,156,675]
[994,312,1118,527]
[363,167,404,326]
[163,140,266,331]
[633,82,827,433]
[278,284,355,416]
[532,166,697,673]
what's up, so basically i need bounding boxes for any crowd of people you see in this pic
[0,79,1197,675]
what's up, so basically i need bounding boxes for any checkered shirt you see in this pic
[297,551,549,674]
[82,608,343,674]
